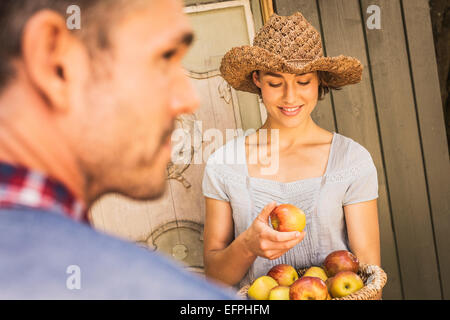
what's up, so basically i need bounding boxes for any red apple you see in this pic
[327,271,364,298]
[267,264,299,286]
[270,204,306,232]
[323,250,359,277]
[289,276,328,300]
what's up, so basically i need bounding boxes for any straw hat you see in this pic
[220,12,363,94]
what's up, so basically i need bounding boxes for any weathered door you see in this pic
[90,0,265,275]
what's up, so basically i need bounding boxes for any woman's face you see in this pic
[252,71,320,128]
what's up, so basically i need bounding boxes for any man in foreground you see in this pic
[0,0,236,299]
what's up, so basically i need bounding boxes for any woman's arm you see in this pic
[203,198,256,286]
[344,199,381,298]
[203,198,305,286]
[344,199,380,265]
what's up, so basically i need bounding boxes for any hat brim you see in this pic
[220,45,363,94]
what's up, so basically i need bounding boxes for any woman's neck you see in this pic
[258,116,320,150]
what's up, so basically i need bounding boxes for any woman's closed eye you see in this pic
[268,81,310,87]
[269,82,282,88]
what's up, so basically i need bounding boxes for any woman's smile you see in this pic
[278,105,304,117]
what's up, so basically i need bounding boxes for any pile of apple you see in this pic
[247,204,364,300]
[247,250,364,300]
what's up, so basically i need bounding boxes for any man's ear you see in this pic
[252,70,262,89]
[21,10,73,112]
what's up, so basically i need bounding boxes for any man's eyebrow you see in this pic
[162,32,194,59]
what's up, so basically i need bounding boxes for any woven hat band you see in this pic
[286,59,314,68]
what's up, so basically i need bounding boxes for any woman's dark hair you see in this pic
[317,71,342,100]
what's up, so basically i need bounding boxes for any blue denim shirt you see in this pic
[0,207,238,299]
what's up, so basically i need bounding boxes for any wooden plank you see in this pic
[274,0,337,132]
[235,91,263,131]
[361,0,441,299]
[89,190,173,247]
[402,0,450,299]
[317,0,403,300]
[168,76,223,227]
[209,76,241,138]
[250,0,264,32]
[260,0,274,23]
[166,75,244,268]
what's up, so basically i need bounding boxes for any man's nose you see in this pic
[170,71,200,117]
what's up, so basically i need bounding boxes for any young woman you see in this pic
[202,12,380,291]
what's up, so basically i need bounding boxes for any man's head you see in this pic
[0,0,199,205]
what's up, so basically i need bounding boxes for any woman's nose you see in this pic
[283,83,297,105]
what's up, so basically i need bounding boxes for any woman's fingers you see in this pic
[259,231,306,258]
[276,233,306,249]
[265,233,305,251]
[264,246,297,261]
[255,201,277,224]
[266,228,304,242]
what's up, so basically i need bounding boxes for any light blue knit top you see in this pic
[202,132,378,288]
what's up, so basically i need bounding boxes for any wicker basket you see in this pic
[238,263,387,300]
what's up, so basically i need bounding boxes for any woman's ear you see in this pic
[252,70,262,88]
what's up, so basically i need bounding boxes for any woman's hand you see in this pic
[242,202,306,260]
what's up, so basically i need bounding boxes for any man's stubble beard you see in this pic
[78,68,177,208]
[83,160,170,209]
[82,123,176,209]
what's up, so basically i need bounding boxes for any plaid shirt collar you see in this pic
[0,161,87,222]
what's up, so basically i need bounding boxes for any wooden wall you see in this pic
[274,0,450,300]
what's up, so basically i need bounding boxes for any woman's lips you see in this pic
[278,105,303,117]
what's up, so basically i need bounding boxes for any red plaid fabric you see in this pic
[0,161,86,222]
